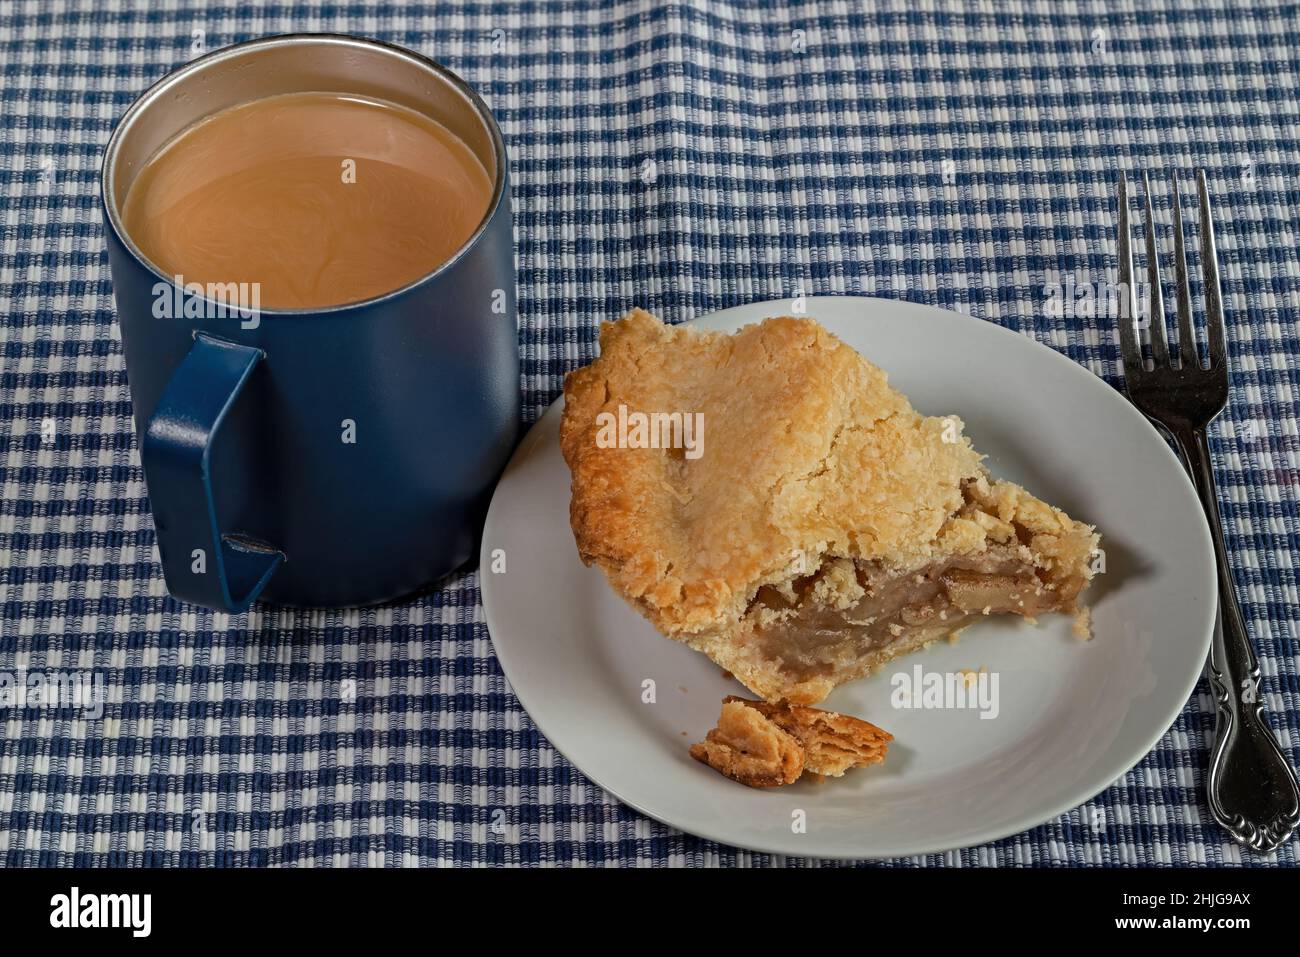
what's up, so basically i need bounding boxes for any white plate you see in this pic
[481,297,1216,859]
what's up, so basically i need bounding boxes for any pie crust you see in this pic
[560,309,1100,705]
[689,699,805,787]
[689,697,891,787]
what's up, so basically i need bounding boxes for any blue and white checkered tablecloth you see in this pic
[1,0,1297,867]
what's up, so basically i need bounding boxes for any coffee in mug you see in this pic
[121,91,494,309]
[101,35,519,611]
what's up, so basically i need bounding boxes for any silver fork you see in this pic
[1116,170,1299,852]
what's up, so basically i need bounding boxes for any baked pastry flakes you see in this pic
[688,699,805,788]
[561,309,1100,705]
[727,696,891,777]
[689,697,891,787]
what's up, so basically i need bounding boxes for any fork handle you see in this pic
[1171,425,1299,852]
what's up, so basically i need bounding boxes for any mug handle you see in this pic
[141,332,285,612]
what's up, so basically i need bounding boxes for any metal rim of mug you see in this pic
[100,32,510,318]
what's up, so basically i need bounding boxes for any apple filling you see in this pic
[745,550,1085,682]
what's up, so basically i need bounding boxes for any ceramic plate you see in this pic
[480,297,1215,858]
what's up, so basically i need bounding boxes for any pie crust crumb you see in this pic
[688,700,804,787]
[690,697,892,787]
[1073,606,1093,640]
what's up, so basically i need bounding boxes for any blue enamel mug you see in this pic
[100,35,519,611]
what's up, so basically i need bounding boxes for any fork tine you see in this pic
[1116,173,1144,377]
[1141,171,1169,367]
[1170,171,1199,369]
[1197,169,1227,369]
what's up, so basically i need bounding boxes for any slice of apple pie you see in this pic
[560,309,1100,705]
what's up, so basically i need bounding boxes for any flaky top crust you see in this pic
[561,309,1007,638]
